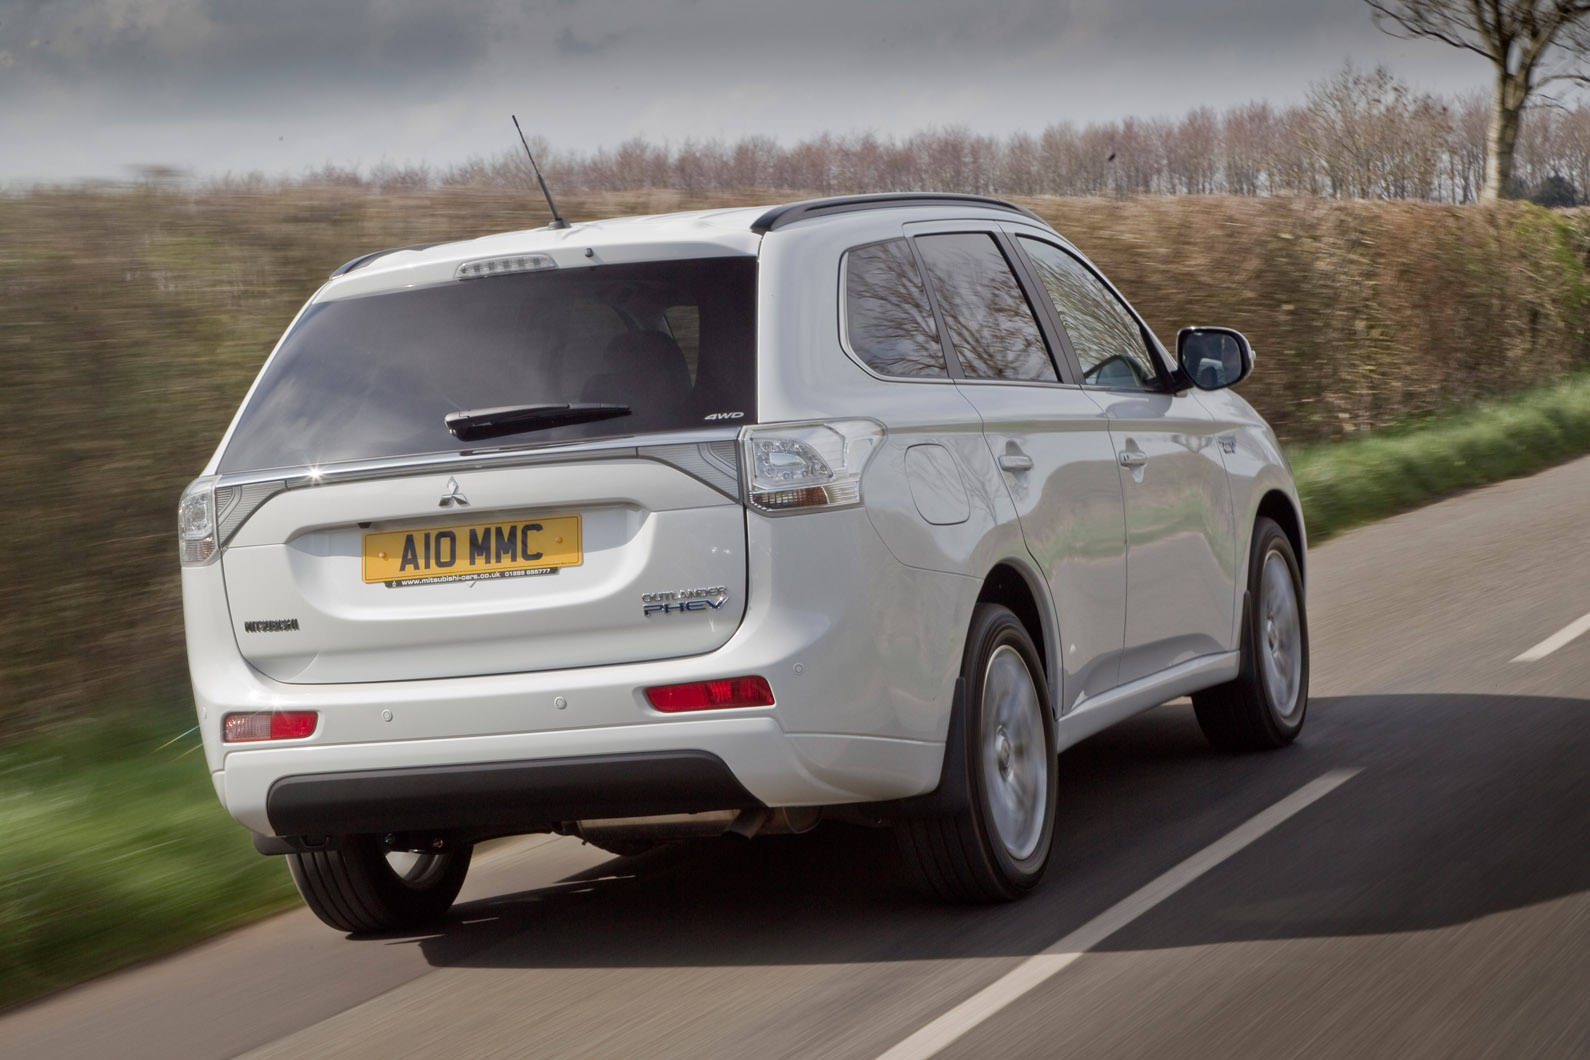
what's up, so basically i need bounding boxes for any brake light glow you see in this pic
[222,711,319,742]
[645,676,775,712]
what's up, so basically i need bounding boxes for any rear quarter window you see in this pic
[841,239,949,379]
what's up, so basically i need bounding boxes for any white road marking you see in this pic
[1512,610,1590,662]
[472,833,563,866]
[874,767,1363,1060]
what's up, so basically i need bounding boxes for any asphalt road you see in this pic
[5,456,1589,1060]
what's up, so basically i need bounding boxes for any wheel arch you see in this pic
[975,560,1052,694]
[858,558,1054,823]
[1255,489,1306,586]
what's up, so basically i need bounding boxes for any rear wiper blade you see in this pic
[445,403,631,442]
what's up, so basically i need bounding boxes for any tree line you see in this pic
[289,65,1590,207]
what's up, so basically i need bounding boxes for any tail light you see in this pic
[742,420,883,513]
[178,476,220,565]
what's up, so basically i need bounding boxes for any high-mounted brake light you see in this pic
[222,711,319,743]
[742,420,883,513]
[455,253,558,280]
[645,677,775,713]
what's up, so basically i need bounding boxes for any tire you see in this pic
[896,603,1058,903]
[287,836,472,933]
[1193,517,1309,751]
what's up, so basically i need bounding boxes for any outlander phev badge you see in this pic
[438,477,470,508]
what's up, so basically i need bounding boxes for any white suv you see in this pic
[179,194,1308,932]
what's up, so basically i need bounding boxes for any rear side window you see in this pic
[842,239,948,379]
[219,256,756,473]
[914,233,1056,383]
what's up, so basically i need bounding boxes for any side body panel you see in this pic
[754,207,1072,716]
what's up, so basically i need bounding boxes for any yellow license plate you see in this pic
[362,516,581,584]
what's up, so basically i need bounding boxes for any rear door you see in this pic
[904,223,1128,710]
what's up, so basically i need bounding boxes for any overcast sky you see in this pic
[0,0,1524,185]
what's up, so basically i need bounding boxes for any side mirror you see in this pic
[1177,327,1254,390]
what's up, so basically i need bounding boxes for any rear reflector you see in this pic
[222,711,319,742]
[645,676,775,713]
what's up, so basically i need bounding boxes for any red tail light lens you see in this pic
[645,676,775,713]
[222,711,319,742]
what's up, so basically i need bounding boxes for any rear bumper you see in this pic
[185,506,972,837]
[220,718,942,835]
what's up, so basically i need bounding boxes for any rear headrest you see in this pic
[589,331,692,405]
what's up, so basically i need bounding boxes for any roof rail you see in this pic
[329,242,443,278]
[750,194,1045,234]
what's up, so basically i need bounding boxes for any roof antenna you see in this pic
[512,115,569,230]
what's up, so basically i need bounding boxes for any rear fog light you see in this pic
[222,711,320,742]
[645,676,775,712]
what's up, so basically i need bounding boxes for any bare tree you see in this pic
[1445,90,1491,200]
[1366,1,1590,199]
[1223,102,1277,195]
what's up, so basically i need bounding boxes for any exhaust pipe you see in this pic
[574,806,822,847]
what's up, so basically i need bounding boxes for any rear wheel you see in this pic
[287,836,472,933]
[897,603,1057,903]
[1193,517,1309,751]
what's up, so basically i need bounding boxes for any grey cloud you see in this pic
[556,25,624,56]
[0,0,507,106]
[0,0,1502,185]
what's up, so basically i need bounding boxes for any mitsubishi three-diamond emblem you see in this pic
[438,476,470,508]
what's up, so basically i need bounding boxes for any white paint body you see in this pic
[181,200,1303,839]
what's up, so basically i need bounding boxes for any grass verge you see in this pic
[0,694,298,1012]
[6,371,1590,1014]
[1290,370,1590,542]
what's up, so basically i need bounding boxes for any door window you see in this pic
[1018,238,1161,391]
[914,233,1057,383]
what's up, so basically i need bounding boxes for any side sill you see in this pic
[1056,651,1240,752]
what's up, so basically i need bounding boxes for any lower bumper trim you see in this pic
[264,750,763,837]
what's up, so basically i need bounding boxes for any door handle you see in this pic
[998,448,1034,472]
[1118,449,1148,468]
[998,441,1033,472]
[999,453,1034,472]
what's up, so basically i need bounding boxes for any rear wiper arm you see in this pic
[445,402,631,442]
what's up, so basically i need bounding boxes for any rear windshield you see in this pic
[218,255,757,473]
